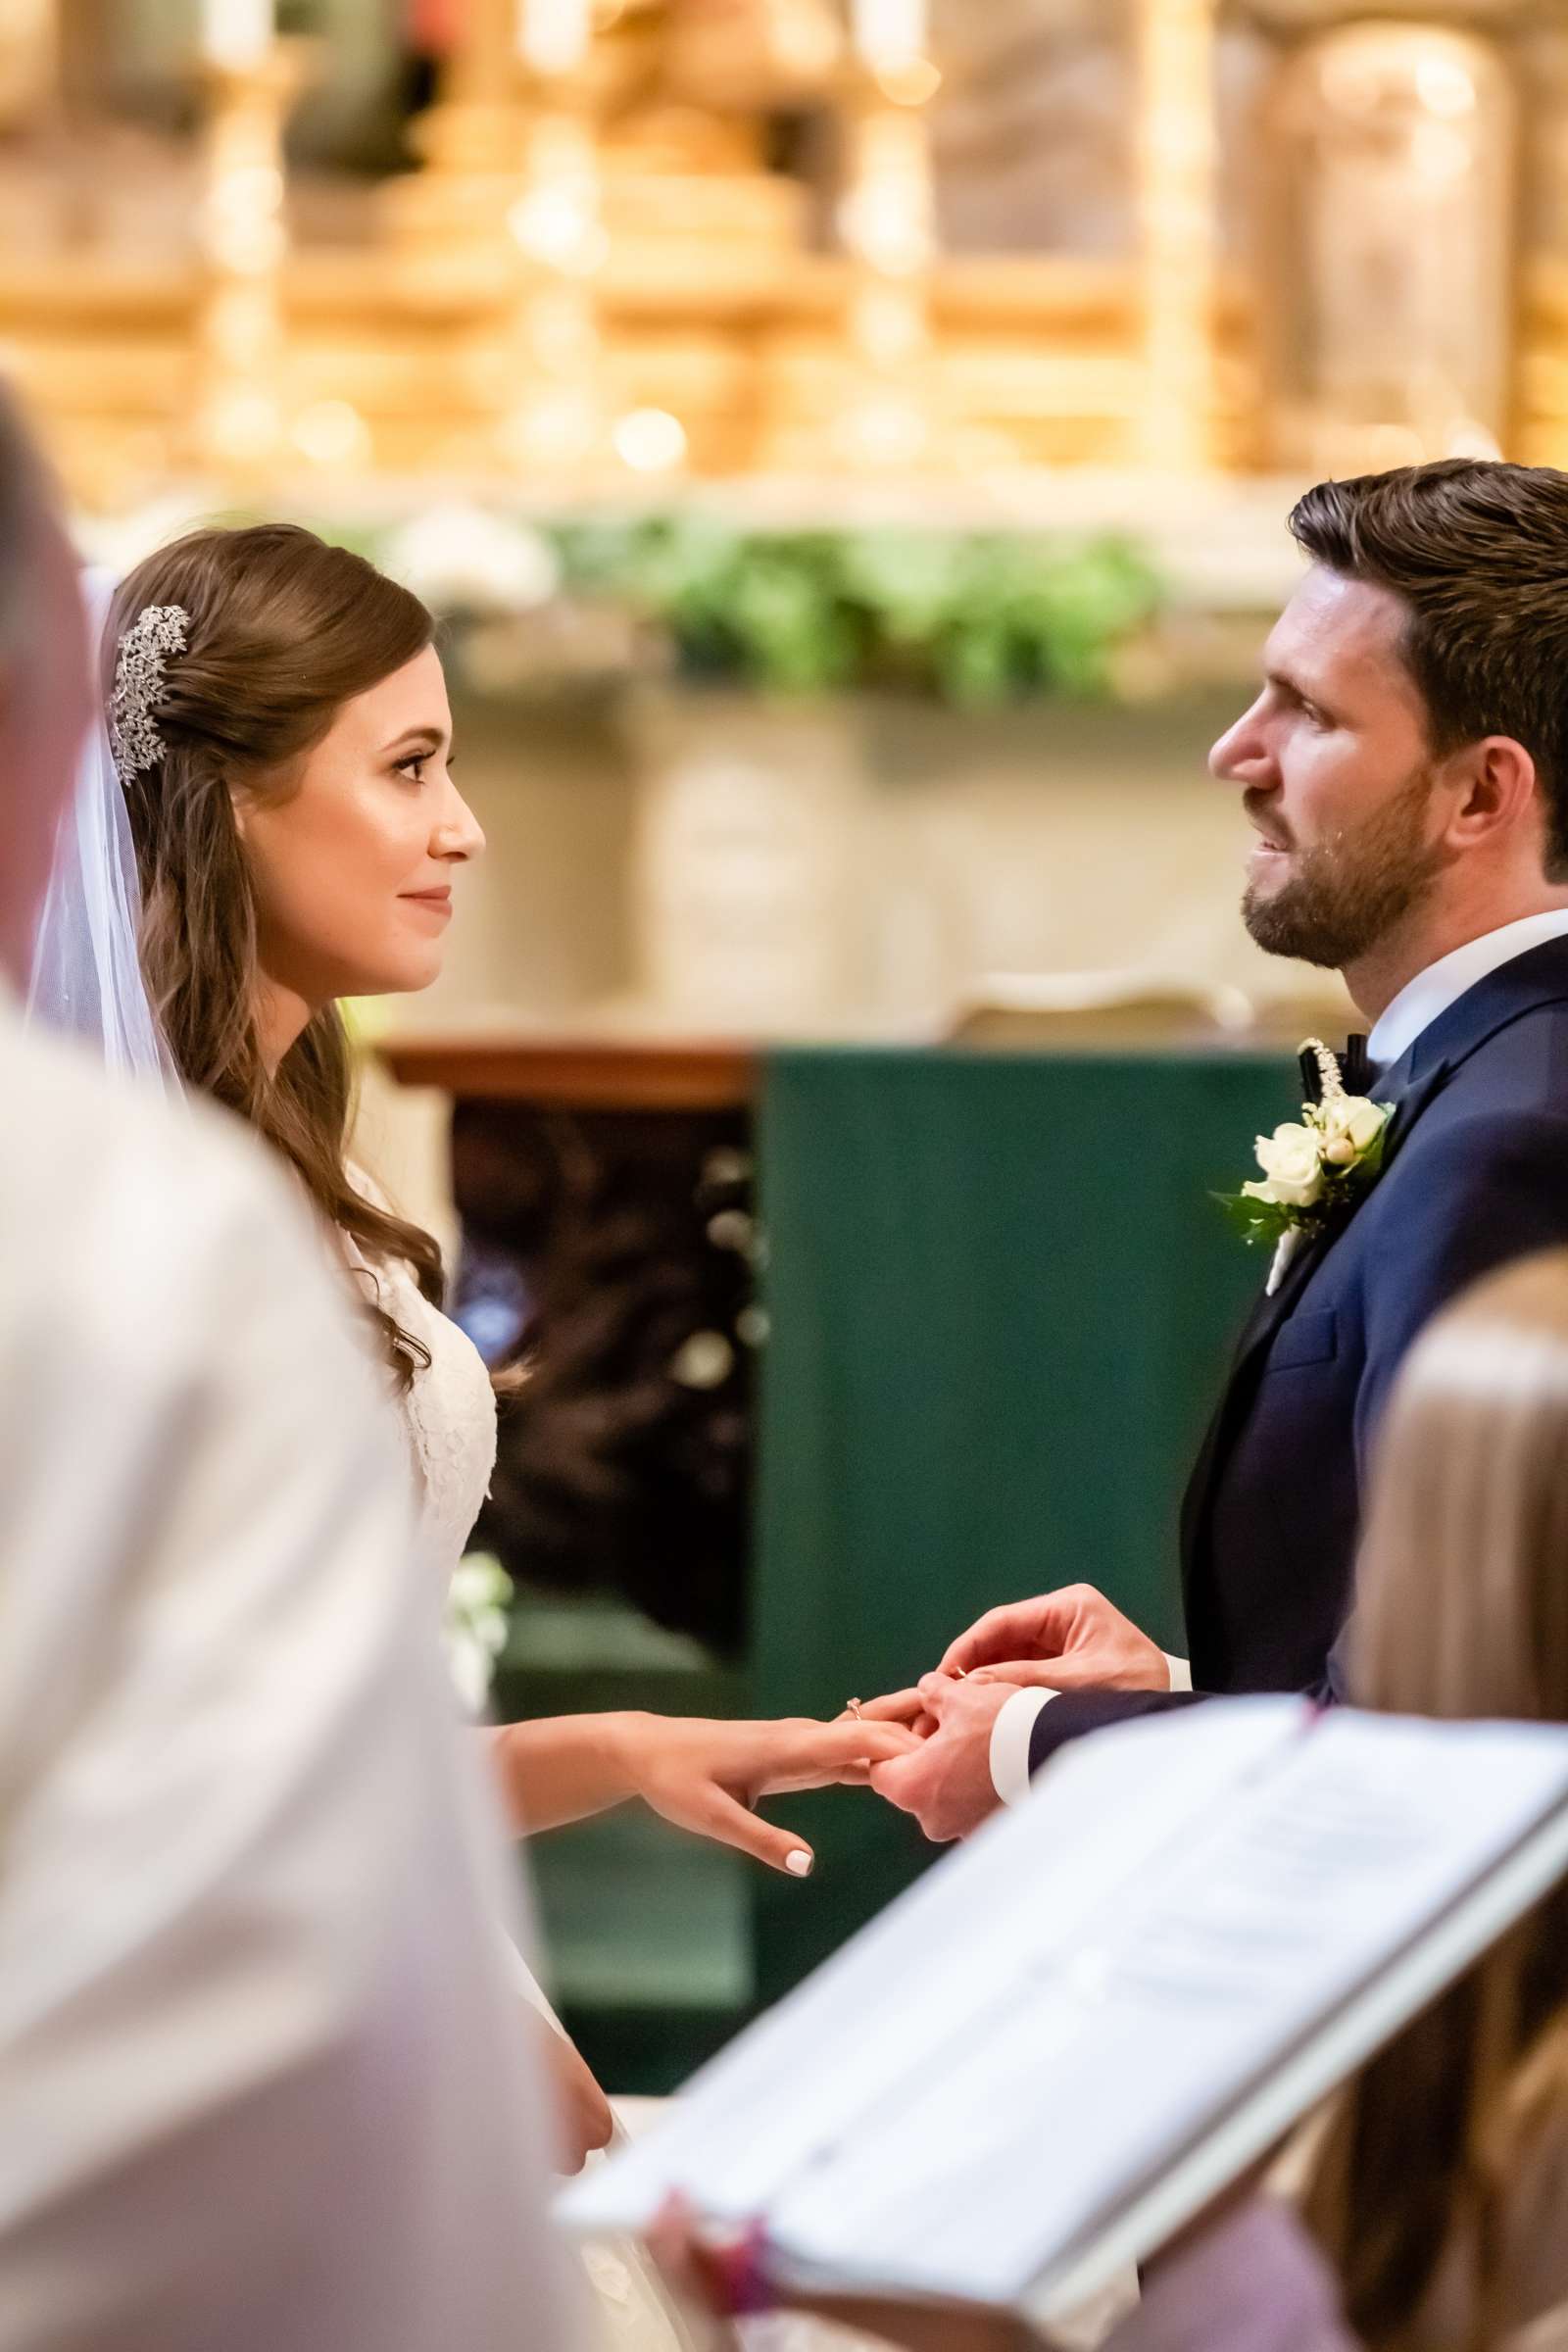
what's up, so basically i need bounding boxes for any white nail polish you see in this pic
[785,1849,813,1877]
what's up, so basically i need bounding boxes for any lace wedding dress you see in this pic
[347,1202,696,2352]
[349,1204,913,2352]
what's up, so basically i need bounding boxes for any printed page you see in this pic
[560,1700,1304,2230]
[561,1706,1568,2309]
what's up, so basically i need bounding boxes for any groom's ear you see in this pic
[1442,735,1539,856]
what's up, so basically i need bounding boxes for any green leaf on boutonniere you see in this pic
[1210,1190,1305,1250]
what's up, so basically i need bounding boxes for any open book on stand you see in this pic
[560,1698,1568,2328]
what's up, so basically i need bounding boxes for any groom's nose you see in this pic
[1209,696,1275,789]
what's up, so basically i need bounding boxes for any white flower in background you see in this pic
[443,1551,515,1717]
[671,1329,735,1390]
[1244,1121,1324,1210]
[381,502,561,615]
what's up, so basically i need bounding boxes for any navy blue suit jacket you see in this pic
[1029,935,1568,1775]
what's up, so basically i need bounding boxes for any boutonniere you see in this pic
[1215,1040,1395,1294]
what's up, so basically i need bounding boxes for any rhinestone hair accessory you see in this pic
[107,603,190,782]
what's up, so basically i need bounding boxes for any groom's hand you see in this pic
[939,1583,1170,1692]
[867,1676,1015,1842]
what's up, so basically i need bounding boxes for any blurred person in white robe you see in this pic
[0,386,581,2350]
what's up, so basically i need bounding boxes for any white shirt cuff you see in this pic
[989,1687,1054,1806]
[989,1659,1191,1805]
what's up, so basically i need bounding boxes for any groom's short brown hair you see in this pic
[1290,459,1568,880]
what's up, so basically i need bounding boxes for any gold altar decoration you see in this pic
[190,46,304,483]
[1137,0,1217,473]
[3,0,1566,510]
[496,53,612,481]
[1254,17,1519,473]
[809,49,942,474]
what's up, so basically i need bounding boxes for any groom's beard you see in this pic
[1242,765,1448,970]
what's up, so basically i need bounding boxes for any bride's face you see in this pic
[236,644,484,1010]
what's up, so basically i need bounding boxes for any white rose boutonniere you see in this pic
[1216,1038,1394,1274]
[1249,1120,1324,1210]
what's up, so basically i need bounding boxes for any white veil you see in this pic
[25,568,177,1086]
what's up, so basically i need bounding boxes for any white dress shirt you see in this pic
[0,1001,580,2352]
[990,1657,1190,1807]
[990,909,1568,1809]
[1366,906,1568,1069]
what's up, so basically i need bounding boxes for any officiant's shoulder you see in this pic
[0,1004,374,1398]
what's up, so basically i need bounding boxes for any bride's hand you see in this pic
[626,1713,922,1877]
[844,1688,940,1737]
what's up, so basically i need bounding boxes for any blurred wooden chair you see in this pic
[947,970,1256,1050]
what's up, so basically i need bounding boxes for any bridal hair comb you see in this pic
[107,603,190,782]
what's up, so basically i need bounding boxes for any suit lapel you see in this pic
[1178,1213,1328,1600]
[1180,932,1568,1647]
[1217,1054,1444,1396]
[1178,1047,1453,1615]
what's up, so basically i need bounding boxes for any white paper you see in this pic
[560,1703,1568,2311]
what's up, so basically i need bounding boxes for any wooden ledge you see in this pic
[376,1033,758,1112]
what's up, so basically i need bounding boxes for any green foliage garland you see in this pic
[548,514,1163,703]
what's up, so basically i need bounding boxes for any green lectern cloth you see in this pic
[748,1044,1295,2000]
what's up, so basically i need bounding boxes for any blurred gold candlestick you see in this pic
[831,52,943,471]
[497,51,609,479]
[1135,0,1217,473]
[191,45,302,487]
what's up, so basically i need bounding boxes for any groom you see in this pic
[873,459,1568,1839]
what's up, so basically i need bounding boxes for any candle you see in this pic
[200,0,272,69]
[852,0,925,73]
[516,0,589,76]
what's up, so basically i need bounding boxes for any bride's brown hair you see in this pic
[112,521,444,1388]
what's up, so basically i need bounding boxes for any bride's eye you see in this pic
[394,754,429,784]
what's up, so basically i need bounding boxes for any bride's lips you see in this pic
[401,887,453,920]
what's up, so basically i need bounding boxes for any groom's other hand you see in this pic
[868,1676,1015,1841]
[939,1583,1170,1692]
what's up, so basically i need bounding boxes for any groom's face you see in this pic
[1209,565,1450,971]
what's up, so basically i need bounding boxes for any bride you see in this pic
[29,524,912,2323]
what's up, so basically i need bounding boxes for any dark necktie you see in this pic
[1298,1034,1371,1103]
